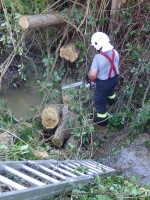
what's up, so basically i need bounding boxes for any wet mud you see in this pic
[93,126,150,185]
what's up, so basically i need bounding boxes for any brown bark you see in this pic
[51,105,73,148]
[121,0,126,3]
[18,14,66,30]
[52,77,79,148]
[109,0,125,31]
[110,0,126,21]
[42,106,62,129]
[60,43,79,62]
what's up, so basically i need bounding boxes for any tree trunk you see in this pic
[18,14,66,30]
[52,105,73,148]
[109,0,126,31]
[110,0,121,22]
[51,77,79,148]
[42,106,62,129]
[110,0,126,21]
[60,43,79,62]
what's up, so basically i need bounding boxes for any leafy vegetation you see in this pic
[0,0,150,198]
[50,175,150,200]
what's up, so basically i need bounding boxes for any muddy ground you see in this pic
[93,125,150,185]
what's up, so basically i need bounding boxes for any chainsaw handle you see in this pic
[85,74,96,90]
[85,74,91,83]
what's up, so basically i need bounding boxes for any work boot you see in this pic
[95,116,108,126]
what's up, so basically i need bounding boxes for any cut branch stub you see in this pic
[18,14,66,30]
[42,107,60,129]
[60,43,79,62]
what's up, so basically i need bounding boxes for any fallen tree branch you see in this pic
[18,13,66,30]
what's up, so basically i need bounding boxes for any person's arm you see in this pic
[88,69,97,79]
[88,54,98,79]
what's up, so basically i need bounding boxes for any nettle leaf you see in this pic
[130,187,139,196]
[109,186,115,191]
[0,36,5,41]
[69,182,77,188]
[1,21,8,27]
[72,188,85,193]
[21,145,29,151]
[88,20,95,25]
[42,58,48,66]
[96,195,112,200]
[130,176,139,182]
[14,13,21,19]
[78,183,86,190]
[46,82,53,87]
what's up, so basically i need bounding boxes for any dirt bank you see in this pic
[93,126,150,185]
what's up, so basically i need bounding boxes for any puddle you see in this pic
[0,84,42,119]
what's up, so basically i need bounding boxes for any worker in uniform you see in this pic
[88,32,119,126]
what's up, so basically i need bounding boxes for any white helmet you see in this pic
[91,32,110,50]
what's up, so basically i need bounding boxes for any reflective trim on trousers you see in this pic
[108,93,116,99]
[97,112,108,118]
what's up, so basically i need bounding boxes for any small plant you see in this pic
[18,64,26,81]
[76,166,89,174]
[146,141,150,150]
[130,105,150,133]
[108,113,127,129]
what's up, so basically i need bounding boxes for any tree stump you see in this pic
[60,43,79,62]
[42,106,61,129]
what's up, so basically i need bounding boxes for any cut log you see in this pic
[18,14,66,30]
[51,78,79,148]
[60,43,79,62]
[42,106,61,129]
[52,106,75,148]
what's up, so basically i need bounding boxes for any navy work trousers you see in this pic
[94,75,118,123]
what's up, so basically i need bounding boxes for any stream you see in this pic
[0,83,42,119]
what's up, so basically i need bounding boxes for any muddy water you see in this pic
[0,84,42,119]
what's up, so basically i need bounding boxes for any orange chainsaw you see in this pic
[62,76,96,90]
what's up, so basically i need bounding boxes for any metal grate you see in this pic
[0,159,116,200]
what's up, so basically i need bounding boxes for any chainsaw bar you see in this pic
[62,81,83,90]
